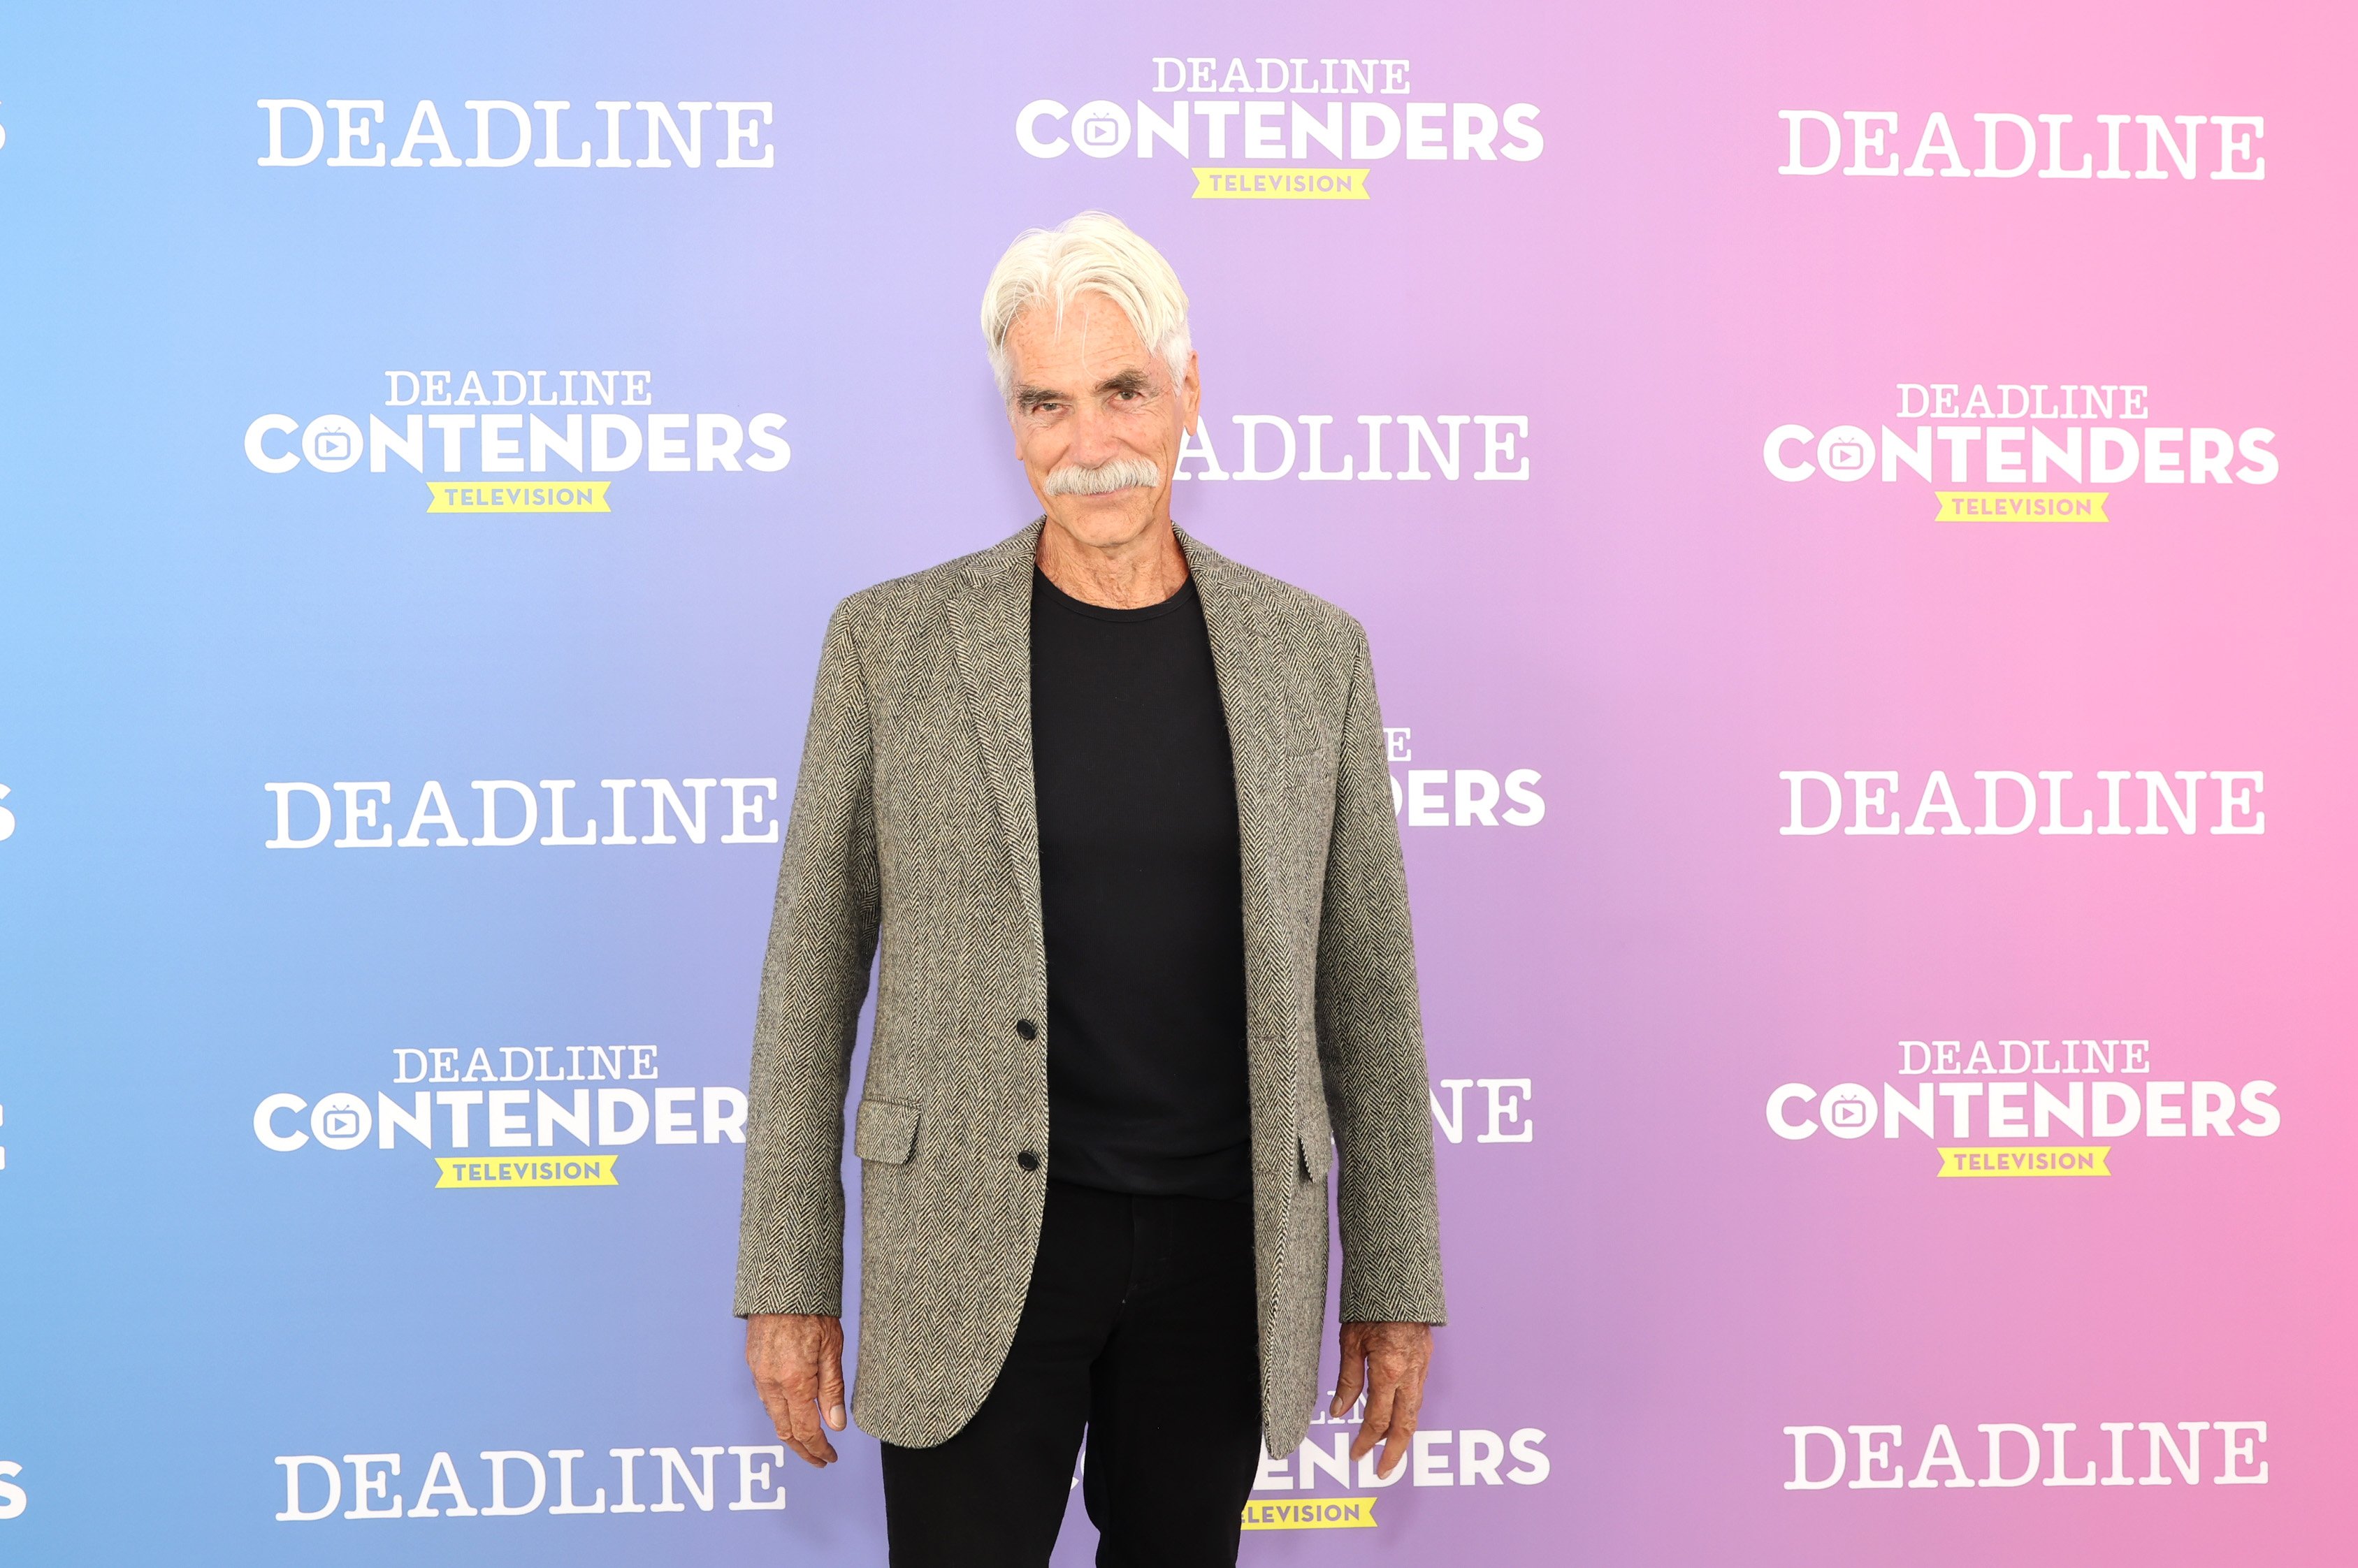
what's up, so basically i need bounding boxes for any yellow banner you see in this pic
[1242,1497,1377,1531]
[1937,1146,2111,1179]
[426,481,612,513]
[435,1156,620,1189]
[1933,491,2108,523]
[1192,168,1369,201]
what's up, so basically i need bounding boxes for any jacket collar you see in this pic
[948,523,1048,950]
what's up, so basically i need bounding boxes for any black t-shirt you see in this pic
[1029,566,1252,1200]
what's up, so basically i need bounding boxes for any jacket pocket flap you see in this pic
[1299,1127,1333,1180]
[854,1098,922,1164]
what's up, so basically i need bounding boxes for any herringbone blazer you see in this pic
[733,521,1445,1453]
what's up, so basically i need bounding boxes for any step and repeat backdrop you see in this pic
[1,2,2349,1563]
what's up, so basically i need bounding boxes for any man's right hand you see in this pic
[746,1312,848,1467]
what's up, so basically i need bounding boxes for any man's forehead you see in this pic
[1007,298,1153,376]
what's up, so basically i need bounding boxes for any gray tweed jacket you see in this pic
[733,520,1445,1453]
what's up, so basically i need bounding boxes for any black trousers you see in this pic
[880,1179,1264,1568]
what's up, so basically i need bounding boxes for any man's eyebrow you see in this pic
[1097,368,1154,396]
[1013,384,1066,410]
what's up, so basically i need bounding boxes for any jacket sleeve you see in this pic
[734,601,882,1318]
[1315,620,1447,1326]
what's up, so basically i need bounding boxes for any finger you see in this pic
[773,1405,830,1471]
[755,1372,809,1421]
[788,1387,839,1466]
[1329,1334,1366,1418]
[1387,1346,1427,1423]
[1352,1371,1397,1462]
[763,1393,813,1456]
[1376,1374,1423,1479]
[1377,1377,1424,1471]
[768,1386,834,1462]
[1375,1414,1415,1480]
[762,1350,835,1466]
[758,1381,807,1446]
[783,1411,837,1467]
[820,1340,848,1431]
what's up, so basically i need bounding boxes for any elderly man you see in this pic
[736,211,1445,1567]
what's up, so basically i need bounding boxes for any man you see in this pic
[736,211,1444,1567]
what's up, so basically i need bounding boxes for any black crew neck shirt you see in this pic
[1029,566,1252,1200]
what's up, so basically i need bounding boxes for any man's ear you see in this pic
[1178,351,1202,428]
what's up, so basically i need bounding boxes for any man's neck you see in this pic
[1036,517,1190,609]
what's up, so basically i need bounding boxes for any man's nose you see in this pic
[1059,401,1127,464]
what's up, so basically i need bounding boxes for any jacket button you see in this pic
[1017,1149,1041,1171]
[1015,1019,1038,1040]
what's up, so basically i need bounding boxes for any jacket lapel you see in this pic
[950,523,1046,938]
[1180,528,1301,1140]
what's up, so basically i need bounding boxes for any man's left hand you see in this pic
[1329,1321,1433,1479]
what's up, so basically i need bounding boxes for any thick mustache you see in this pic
[1043,456,1162,497]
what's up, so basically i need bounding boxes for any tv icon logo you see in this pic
[308,1092,372,1150]
[1816,425,1874,483]
[1819,1083,1876,1139]
[298,414,365,473]
[1069,100,1131,159]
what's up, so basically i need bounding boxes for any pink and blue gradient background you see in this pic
[0,1,2347,1562]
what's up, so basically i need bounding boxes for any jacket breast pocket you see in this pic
[854,1098,922,1164]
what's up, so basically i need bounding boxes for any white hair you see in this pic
[980,211,1192,401]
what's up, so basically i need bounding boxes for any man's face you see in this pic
[1004,291,1200,552]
